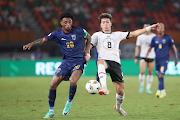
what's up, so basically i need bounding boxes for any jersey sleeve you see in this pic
[45,31,57,42]
[116,31,130,41]
[91,32,98,46]
[82,29,90,39]
[136,36,141,46]
[149,37,155,47]
[169,36,175,46]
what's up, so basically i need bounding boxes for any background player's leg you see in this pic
[138,60,147,93]
[146,61,155,94]
[97,59,108,95]
[63,70,82,116]
[113,81,127,116]
[44,75,64,118]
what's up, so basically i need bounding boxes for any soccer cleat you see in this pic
[62,102,72,116]
[159,92,166,98]
[98,89,109,95]
[43,111,55,118]
[114,105,127,116]
[146,89,153,94]
[155,91,161,98]
[138,86,144,93]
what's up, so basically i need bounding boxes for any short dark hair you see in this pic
[98,13,112,22]
[59,12,73,21]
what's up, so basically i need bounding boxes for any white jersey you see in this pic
[136,33,156,59]
[91,31,129,64]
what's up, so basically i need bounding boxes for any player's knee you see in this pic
[70,80,77,86]
[159,74,164,78]
[116,88,124,95]
[50,82,57,90]
[140,71,145,75]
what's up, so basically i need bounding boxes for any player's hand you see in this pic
[150,23,159,30]
[85,54,91,65]
[23,43,32,50]
[145,53,148,58]
[175,59,178,66]
[134,59,138,65]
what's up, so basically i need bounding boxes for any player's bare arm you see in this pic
[84,34,92,64]
[23,37,48,50]
[145,47,152,58]
[129,23,159,38]
[171,44,178,65]
[135,46,140,65]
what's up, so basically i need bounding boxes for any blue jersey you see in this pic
[45,26,88,60]
[149,34,174,62]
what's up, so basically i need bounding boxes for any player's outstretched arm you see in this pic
[129,23,159,38]
[171,44,178,65]
[134,46,140,65]
[145,47,152,58]
[23,37,48,50]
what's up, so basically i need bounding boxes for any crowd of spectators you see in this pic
[0,0,29,31]
[25,0,180,34]
[0,0,180,33]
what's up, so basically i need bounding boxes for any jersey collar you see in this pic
[102,31,112,34]
[62,27,73,33]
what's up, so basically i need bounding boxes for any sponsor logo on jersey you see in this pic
[61,38,66,40]
[162,39,166,44]
[155,41,159,44]
[71,34,76,40]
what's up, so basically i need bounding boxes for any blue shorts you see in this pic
[54,58,86,78]
[156,60,168,75]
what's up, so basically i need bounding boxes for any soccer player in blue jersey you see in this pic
[23,12,91,118]
[146,23,178,98]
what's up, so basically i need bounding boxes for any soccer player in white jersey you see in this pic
[135,24,156,94]
[86,13,160,116]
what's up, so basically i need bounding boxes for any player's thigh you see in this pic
[113,81,124,95]
[70,70,83,86]
[147,61,155,75]
[97,59,108,69]
[50,75,64,89]
[140,59,147,74]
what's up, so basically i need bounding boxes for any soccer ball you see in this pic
[85,80,100,94]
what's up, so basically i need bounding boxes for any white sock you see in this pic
[139,74,145,87]
[161,89,166,94]
[116,93,124,110]
[146,75,153,90]
[98,64,107,89]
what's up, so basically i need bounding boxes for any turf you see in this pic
[0,76,180,120]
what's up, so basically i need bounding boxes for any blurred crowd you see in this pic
[25,0,180,34]
[0,0,29,31]
[0,0,180,33]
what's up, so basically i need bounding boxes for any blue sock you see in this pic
[68,85,77,102]
[48,89,56,110]
[158,77,164,90]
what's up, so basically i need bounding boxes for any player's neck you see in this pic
[102,30,111,34]
[157,33,164,38]
[144,32,151,35]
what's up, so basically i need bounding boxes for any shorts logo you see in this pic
[71,35,76,40]
[162,39,166,44]
[56,68,61,73]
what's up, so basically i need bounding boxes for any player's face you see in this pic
[100,18,112,32]
[156,25,165,34]
[60,18,73,32]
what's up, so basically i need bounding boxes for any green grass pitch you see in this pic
[0,76,180,120]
